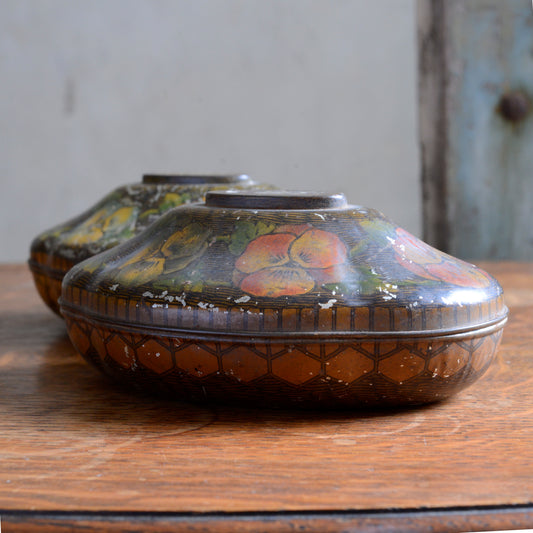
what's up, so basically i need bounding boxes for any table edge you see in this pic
[2,504,533,533]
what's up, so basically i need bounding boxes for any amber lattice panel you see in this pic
[28,251,75,315]
[66,316,502,408]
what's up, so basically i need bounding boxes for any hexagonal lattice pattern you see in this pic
[470,335,500,372]
[137,339,174,374]
[175,344,219,377]
[105,334,135,369]
[427,342,469,378]
[326,347,374,383]
[68,321,90,355]
[91,328,110,364]
[64,315,503,407]
[302,343,343,359]
[222,348,268,382]
[271,351,321,385]
[378,349,425,383]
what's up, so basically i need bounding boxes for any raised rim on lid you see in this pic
[205,190,347,210]
[142,174,251,185]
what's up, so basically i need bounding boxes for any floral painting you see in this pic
[76,213,495,299]
[115,222,211,285]
[391,228,491,289]
[232,224,349,297]
[62,205,139,246]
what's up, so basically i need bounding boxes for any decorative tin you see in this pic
[29,174,262,314]
[60,191,508,408]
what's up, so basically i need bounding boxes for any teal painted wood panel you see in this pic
[419,0,533,260]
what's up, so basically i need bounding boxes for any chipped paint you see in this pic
[318,299,337,309]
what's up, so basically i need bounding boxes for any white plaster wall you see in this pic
[0,0,419,262]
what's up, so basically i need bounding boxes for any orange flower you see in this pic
[392,228,491,288]
[234,226,348,297]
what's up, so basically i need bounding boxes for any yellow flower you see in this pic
[116,256,166,285]
[62,206,136,246]
[102,206,135,232]
[115,223,210,285]
[62,209,108,245]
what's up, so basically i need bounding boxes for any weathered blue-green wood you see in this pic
[418,0,533,260]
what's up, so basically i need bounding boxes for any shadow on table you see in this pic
[13,334,441,434]
[0,321,442,442]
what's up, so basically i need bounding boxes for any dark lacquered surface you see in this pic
[62,192,506,334]
[28,175,266,314]
[142,174,250,185]
[205,190,348,209]
[60,192,507,407]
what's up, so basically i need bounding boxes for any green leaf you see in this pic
[120,228,135,240]
[255,221,276,237]
[159,192,185,212]
[349,240,370,258]
[322,282,353,295]
[228,221,276,255]
[320,265,386,297]
[229,221,258,255]
[190,281,204,292]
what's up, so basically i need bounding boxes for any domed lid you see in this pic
[30,174,260,264]
[61,191,507,340]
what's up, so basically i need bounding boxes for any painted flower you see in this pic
[391,228,491,288]
[233,224,348,297]
[63,206,137,246]
[116,223,209,284]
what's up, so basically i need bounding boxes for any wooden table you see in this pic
[1,263,532,532]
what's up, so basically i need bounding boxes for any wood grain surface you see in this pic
[0,263,532,531]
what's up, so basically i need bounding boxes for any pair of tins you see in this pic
[30,175,508,409]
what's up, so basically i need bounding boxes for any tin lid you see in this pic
[61,191,508,340]
[30,174,259,266]
[142,174,251,185]
[205,190,347,209]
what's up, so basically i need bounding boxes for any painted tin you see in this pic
[29,174,264,314]
[60,191,508,408]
